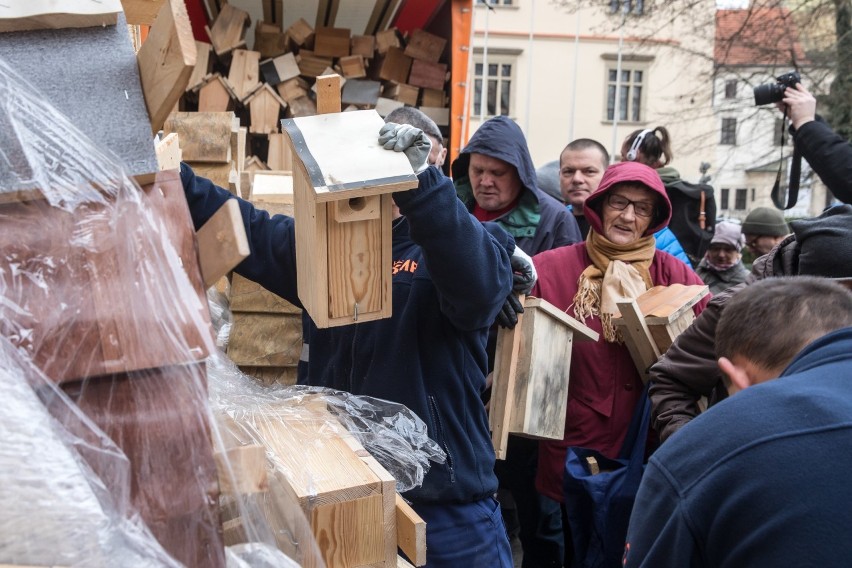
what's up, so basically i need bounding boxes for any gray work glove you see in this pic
[495,292,525,329]
[378,122,432,174]
[510,246,537,295]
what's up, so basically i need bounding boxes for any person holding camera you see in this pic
[778,82,852,204]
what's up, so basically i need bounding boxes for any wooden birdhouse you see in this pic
[613,284,710,381]
[195,73,238,112]
[281,97,417,328]
[490,296,599,459]
[244,83,288,134]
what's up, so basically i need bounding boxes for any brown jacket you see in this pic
[649,235,798,442]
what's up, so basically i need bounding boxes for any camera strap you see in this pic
[770,108,802,210]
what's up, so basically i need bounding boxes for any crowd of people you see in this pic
[179,79,852,568]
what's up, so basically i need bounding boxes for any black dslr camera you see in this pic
[753,71,801,106]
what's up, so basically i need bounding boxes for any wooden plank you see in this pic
[490,294,526,460]
[375,46,412,84]
[339,54,367,78]
[267,132,295,171]
[208,2,250,56]
[136,0,197,133]
[395,494,426,567]
[420,87,445,108]
[276,76,311,102]
[156,132,182,171]
[508,298,583,440]
[315,74,343,114]
[260,52,301,86]
[227,312,304,366]
[351,34,376,59]
[418,106,449,127]
[215,444,269,495]
[614,299,661,383]
[375,28,400,54]
[197,74,237,112]
[375,97,404,117]
[189,161,233,189]
[286,17,315,46]
[122,0,167,25]
[228,49,262,101]
[245,84,288,134]
[384,82,419,106]
[230,272,301,314]
[187,41,213,92]
[636,284,710,324]
[403,28,446,63]
[314,26,351,57]
[408,59,447,90]
[297,51,334,77]
[251,170,295,204]
[0,0,121,32]
[233,126,248,172]
[527,296,598,342]
[196,199,250,288]
[253,19,289,58]
[163,111,234,163]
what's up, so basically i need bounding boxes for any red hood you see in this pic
[584,161,672,237]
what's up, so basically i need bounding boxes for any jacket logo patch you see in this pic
[392,258,418,275]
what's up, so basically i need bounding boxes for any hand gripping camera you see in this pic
[753,70,801,106]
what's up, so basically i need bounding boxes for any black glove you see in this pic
[510,246,537,295]
[495,292,525,329]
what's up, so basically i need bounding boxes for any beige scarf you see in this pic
[573,230,656,342]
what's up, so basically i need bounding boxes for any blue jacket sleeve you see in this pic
[179,162,300,305]
[623,460,701,567]
[394,166,514,330]
[654,227,691,266]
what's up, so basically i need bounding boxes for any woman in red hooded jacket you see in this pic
[529,161,709,562]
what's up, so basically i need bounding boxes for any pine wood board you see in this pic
[137,0,196,133]
[164,111,234,163]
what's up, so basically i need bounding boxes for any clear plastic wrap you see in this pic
[0,335,181,567]
[208,351,446,494]
[0,56,229,566]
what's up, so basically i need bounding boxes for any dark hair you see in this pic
[623,126,673,167]
[384,107,443,142]
[561,138,610,167]
[716,277,852,372]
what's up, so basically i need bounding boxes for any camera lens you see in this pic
[753,82,784,106]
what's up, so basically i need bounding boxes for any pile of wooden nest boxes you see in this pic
[0,1,426,567]
[163,1,455,389]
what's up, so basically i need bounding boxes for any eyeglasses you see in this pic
[605,193,655,218]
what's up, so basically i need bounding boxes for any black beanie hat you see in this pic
[742,207,790,236]
[792,205,852,278]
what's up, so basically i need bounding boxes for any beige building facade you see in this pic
[466,0,718,185]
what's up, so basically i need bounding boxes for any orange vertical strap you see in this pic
[450,0,473,167]
[699,190,707,230]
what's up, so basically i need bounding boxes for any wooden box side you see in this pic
[509,306,573,440]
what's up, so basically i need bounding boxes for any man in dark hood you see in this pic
[453,116,581,568]
[452,116,582,255]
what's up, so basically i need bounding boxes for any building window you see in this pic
[774,117,787,146]
[721,117,737,145]
[735,188,747,210]
[606,67,644,122]
[724,79,737,99]
[610,0,644,15]
[473,58,514,117]
[720,188,730,210]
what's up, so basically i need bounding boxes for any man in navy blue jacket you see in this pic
[181,124,516,567]
[624,277,852,567]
